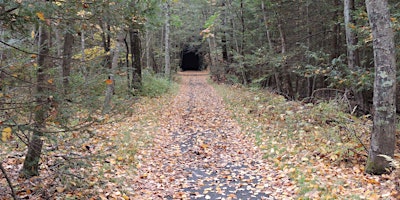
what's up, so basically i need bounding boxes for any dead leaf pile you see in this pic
[131,71,296,199]
[215,83,400,199]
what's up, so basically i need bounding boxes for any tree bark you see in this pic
[20,25,51,178]
[164,1,171,79]
[261,1,273,52]
[102,33,124,114]
[344,0,365,111]
[277,19,293,98]
[331,0,341,60]
[61,31,74,94]
[365,0,396,175]
[130,27,142,90]
[344,0,359,67]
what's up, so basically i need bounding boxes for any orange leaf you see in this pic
[36,12,45,21]
[105,79,113,85]
[47,79,53,84]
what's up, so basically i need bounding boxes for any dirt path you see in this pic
[131,71,295,199]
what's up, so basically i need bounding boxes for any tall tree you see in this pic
[130,26,142,90]
[344,0,364,111]
[61,31,74,95]
[20,25,52,178]
[164,1,171,78]
[365,0,396,175]
[344,0,360,69]
[103,33,124,114]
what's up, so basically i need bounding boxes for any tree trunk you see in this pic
[164,2,171,79]
[331,0,341,60]
[145,29,151,70]
[80,27,88,84]
[365,0,396,175]
[61,31,74,94]
[261,1,273,52]
[124,35,131,90]
[20,25,51,178]
[344,0,359,67]
[344,0,364,111]
[100,21,112,69]
[130,27,142,90]
[277,20,293,98]
[102,33,124,114]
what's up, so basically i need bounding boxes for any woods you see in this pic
[1,0,399,199]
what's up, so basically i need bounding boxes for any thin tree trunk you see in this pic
[207,37,215,69]
[221,4,229,63]
[102,33,124,114]
[124,35,131,90]
[277,19,293,98]
[331,0,341,60]
[130,27,142,90]
[145,29,151,69]
[20,25,51,178]
[262,2,280,91]
[344,0,359,68]
[261,1,273,52]
[365,0,396,175]
[344,0,364,111]
[164,1,171,79]
[61,32,74,95]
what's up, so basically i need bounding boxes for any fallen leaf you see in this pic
[2,127,12,142]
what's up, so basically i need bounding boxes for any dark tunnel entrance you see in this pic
[180,44,203,71]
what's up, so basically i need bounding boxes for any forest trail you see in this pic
[131,71,296,199]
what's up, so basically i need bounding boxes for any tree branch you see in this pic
[0,162,18,200]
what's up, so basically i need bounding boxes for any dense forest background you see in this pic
[1,0,400,123]
[0,0,399,199]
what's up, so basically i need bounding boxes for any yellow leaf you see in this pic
[36,12,45,21]
[2,127,12,142]
[56,187,65,193]
[117,156,124,161]
[47,79,53,84]
[31,30,35,39]
[105,79,113,85]
[200,143,208,149]
[122,194,129,200]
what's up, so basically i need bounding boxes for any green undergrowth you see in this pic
[137,71,179,97]
[214,83,373,198]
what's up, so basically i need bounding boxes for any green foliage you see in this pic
[204,12,220,29]
[138,71,177,97]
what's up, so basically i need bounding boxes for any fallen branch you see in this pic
[0,162,18,200]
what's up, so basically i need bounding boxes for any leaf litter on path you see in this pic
[131,71,296,199]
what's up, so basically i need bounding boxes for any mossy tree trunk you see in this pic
[365,0,396,175]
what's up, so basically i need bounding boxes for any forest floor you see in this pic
[1,71,400,199]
